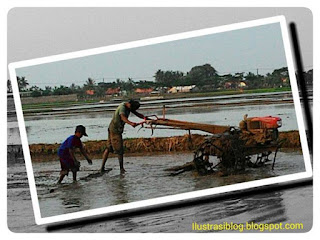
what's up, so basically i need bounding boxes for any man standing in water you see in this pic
[58,125,93,183]
[100,100,147,174]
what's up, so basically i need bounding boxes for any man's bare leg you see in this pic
[100,148,109,172]
[118,154,126,174]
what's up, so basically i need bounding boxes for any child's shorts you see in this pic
[59,157,79,175]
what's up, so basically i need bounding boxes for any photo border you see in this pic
[8,15,312,225]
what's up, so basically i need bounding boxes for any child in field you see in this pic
[58,125,92,183]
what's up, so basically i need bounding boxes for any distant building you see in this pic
[86,90,95,95]
[224,82,238,89]
[239,81,247,88]
[134,88,153,94]
[168,85,196,93]
[154,87,168,94]
[106,87,121,96]
[224,82,232,89]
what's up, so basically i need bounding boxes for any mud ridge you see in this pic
[22,131,301,162]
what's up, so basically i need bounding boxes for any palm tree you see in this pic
[154,69,164,83]
[17,76,29,92]
[7,80,12,93]
[29,85,42,97]
[42,86,52,96]
[84,78,95,89]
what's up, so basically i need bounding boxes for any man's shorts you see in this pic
[59,157,79,176]
[106,128,124,154]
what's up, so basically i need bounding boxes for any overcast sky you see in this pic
[15,22,287,89]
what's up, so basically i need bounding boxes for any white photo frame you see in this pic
[8,15,312,225]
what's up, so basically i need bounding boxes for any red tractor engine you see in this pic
[239,115,282,143]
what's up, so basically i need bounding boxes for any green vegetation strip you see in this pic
[22,88,291,111]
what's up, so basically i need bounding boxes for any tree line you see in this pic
[7,64,313,98]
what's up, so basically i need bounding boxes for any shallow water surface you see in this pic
[31,151,306,218]
[7,94,312,232]
[7,149,311,233]
[25,103,299,144]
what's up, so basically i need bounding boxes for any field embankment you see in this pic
[22,131,301,162]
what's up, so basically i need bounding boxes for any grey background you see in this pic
[8,8,312,69]
[7,7,313,232]
[14,22,288,88]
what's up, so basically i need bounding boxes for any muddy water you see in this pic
[7,150,311,232]
[29,151,305,218]
[24,103,300,144]
[7,95,312,232]
[8,122,21,145]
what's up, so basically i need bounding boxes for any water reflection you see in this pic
[130,189,289,232]
[191,164,276,192]
[240,191,287,224]
[108,174,129,205]
[115,217,140,232]
[59,182,89,213]
[76,188,291,233]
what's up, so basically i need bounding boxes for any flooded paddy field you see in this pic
[7,150,311,232]
[24,103,300,145]
[7,92,312,232]
[35,151,306,218]
[8,91,310,145]
[22,91,293,114]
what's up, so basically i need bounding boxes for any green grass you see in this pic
[160,87,292,99]
[21,87,292,111]
[22,99,99,111]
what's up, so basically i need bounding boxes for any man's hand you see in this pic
[131,122,138,128]
[145,120,153,125]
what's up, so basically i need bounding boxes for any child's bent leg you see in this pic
[58,171,67,184]
[58,175,64,184]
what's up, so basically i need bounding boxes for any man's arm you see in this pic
[131,110,146,119]
[120,113,138,127]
